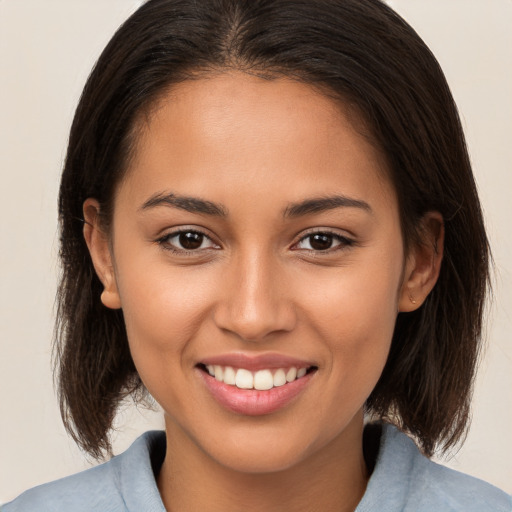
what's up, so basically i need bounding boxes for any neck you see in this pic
[157,413,369,512]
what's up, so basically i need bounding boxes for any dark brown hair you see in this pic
[56,0,490,459]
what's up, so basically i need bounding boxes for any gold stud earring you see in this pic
[409,294,417,305]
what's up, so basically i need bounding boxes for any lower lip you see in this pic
[198,369,314,416]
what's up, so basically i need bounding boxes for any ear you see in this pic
[398,211,444,312]
[83,198,121,310]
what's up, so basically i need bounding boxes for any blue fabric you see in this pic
[355,426,511,511]
[3,424,511,511]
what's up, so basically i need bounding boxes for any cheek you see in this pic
[302,261,400,340]
[299,252,402,389]
[114,255,219,370]
[115,265,222,419]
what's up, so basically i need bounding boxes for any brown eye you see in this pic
[309,233,334,251]
[179,232,204,250]
[295,232,353,252]
[159,230,218,253]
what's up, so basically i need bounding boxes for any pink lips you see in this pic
[197,352,316,416]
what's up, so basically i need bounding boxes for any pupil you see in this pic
[179,232,203,250]
[310,234,332,251]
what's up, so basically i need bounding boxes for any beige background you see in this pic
[1,0,511,503]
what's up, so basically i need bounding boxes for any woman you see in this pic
[3,0,511,510]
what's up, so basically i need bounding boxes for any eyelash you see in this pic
[155,229,355,255]
[292,230,355,253]
[156,229,219,256]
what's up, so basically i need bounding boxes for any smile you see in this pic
[205,365,310,390]
[198,360,317,415]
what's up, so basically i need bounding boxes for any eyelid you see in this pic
[291,228,356,252]
[155,226,221,254]
[154,226,355,255]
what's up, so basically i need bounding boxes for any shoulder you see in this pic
[357,423,512,512]
[1,431,166,512]
[2,459,124,512]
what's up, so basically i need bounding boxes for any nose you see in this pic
[213,249,297,342]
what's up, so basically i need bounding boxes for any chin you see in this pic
[175,416,320,475]
[210,442,311,475]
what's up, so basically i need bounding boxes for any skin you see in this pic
[84,72,443,512]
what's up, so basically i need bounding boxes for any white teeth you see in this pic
[207,365,310,390]
[235,368,254,389]
[223,366,236,385]
[214,365,223,381]
[254,370,273,390]
[286,367,297,382]
[273,369,286,387]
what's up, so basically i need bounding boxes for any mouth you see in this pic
[196,357,318,416]
[198,363,317,391]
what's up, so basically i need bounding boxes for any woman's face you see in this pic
[90,72,415,473]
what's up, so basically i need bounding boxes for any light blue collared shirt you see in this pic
[3,424,511,511]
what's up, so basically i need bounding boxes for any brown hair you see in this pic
[56,0,490,459]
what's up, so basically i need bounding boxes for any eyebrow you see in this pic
[140,191,371,218]
[140,192,228,217]
[283,195,372,218]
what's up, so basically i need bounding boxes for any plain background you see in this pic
[1,0,511,503]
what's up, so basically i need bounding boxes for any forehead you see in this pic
[119,71,395,215]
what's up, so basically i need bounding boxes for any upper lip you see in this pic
[199,352,316,372]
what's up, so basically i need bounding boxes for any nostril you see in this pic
[212,291,297,342]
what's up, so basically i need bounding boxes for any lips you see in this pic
[197,353,317,415]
